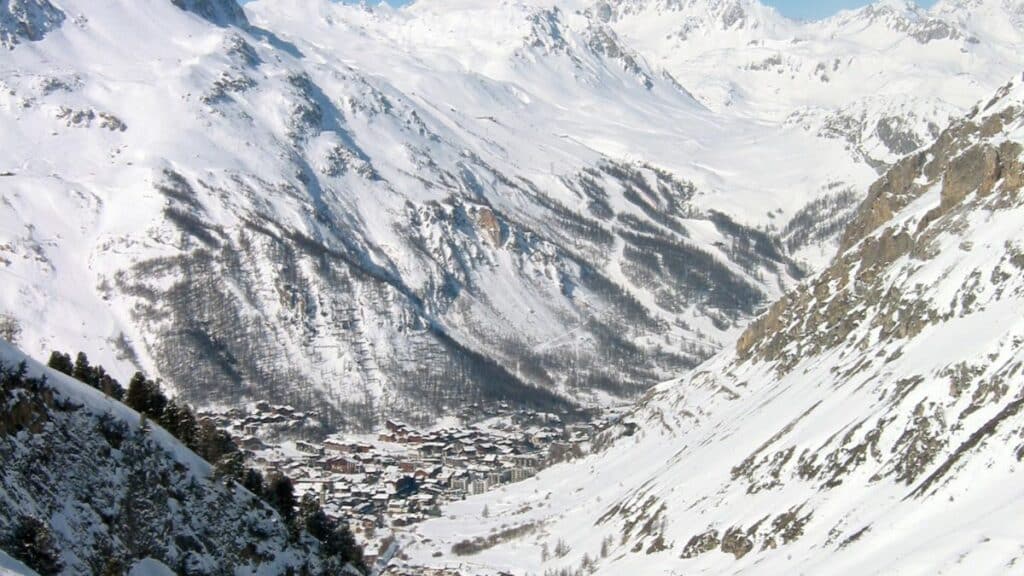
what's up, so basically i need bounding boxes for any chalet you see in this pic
[420,482,444,496]
[414,465,441,480]
[326,456,362,474]
[412,492,437,508]
[391,513,424,527]
[323,439,347,452]
[295,440,322,455]
[531,430,559,444]
[417,442,445,457]
[358,515,377,530]
[371,493,389,510]
[238,436,266,450]
[385,419,408,434]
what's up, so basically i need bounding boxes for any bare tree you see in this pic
[0,313,21,345]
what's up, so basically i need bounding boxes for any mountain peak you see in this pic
[829,0,968,43]
[594,0,786,29]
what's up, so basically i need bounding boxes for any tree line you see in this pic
[44,350,365,574]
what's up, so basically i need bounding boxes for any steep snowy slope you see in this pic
[402,74,1024,575]
[0,340,339,574]
[0,0,876,427]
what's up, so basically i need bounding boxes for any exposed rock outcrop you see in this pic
[0,0,64,48]
[170,0,248,27]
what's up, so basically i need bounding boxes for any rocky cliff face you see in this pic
[170,0,249,27]
[402,75,1024,576]
[738,73,1024,368]
[0,0,64,48]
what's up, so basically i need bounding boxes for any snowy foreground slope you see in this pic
[402,76,1024,575]
[0,340,333,574]
[1,0,1022,426]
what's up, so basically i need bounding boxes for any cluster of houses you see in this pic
[200,401,624,568]
[200,401,319,441]
[380,568,468,576]
[271,418,575,528]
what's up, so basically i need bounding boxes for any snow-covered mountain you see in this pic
[0,0,1020,428]
[401,73,1024,575]
[0,340,347,574]
[604,0,1024,166]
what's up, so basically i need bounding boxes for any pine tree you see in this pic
[161,400,198,449]
[214,451,245,482]
[45,351,73,376]
[323,522,365,573]
[126,372,150,414]
[177,404,198,447]
[148,379,168,419]
[161,400,185,442]
[95,366,124,400]
[7,516,62,575]
[195,419,235,463]
[126,372,167,421]
[299,492,331,542]
[72,352,96,387]
[266,473,297,525]
[242,467,265,496]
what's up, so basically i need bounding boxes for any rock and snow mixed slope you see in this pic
[0,0,1021,427]
[401,75,1024,575]
[0,340,333,574]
